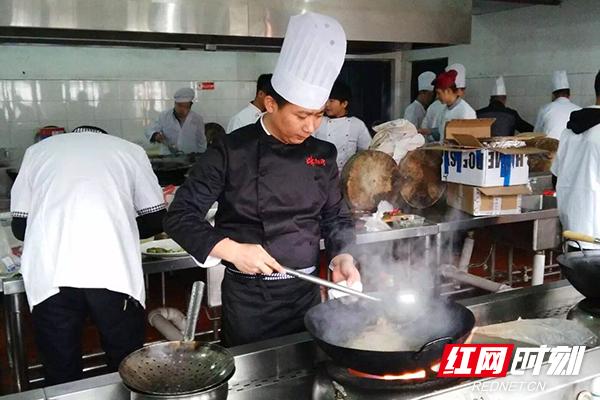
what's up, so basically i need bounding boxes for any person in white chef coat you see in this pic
[447,63,468,98]
[534,70,581,140]
[551,70,600,249]
[227,74,272,133]
[420,96,445,132]
[10,130,166,385]
[145,87,207,154]
[404,71,436,128]
[420,69,476,142]
[313,79,372,170]
[420,63,470,139]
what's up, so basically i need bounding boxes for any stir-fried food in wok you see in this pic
[347,318,421,352]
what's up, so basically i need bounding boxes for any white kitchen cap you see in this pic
[492,76,507,96]
[174,87,195,103]
[446,63,466,89]
[552,70,570,91]
[418,71,436,91]
[271,12,347,110]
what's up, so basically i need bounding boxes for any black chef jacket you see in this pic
[164,119,355,271]
[476,100,534,137]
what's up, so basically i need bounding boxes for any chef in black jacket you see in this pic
[476,76,534,136]
[164,12,361,347]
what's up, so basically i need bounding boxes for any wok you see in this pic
[558,231,600,300]
[304,292,475,375]
[150,154,195,186]
[557,250,600,300]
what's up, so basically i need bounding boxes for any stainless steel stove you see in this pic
[310,361,464,400]
[3,281,600,400]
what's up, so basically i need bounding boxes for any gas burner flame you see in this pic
[347,363,441,381]
[348,368,427,381]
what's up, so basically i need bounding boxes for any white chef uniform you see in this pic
[313,116,372,170]
[551,105,600,249]
[534,70,581,140]
[404,101,427,129]
[421,100,445,130]
[404,71,436,128]
[10,132,165,310]
[437,98,477,141]
[145,109,206,154]
[534,98,581,140]
[227,102,263,133]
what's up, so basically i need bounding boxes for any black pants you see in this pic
[31,287,145,386]
[221,271,320,347]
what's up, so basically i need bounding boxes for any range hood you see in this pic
[0,0,472,54]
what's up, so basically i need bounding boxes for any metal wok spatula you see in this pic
[280,266,381,302]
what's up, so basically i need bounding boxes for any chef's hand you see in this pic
[212,238,284,275]
[151,132,166,143]
[331,254,361,286]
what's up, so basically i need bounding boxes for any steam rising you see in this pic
[309,205,472,353]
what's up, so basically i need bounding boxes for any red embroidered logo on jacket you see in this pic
[306,156,326,167]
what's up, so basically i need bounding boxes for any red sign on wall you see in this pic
[199,81,215,90]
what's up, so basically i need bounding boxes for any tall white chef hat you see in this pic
[492,76,507,96]
[271,12,347,110]
[446,63,467,89]
[418,71,436,91]
[552,70,570,91]
[174,87,195,103]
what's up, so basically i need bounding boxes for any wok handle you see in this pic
[413,336,453,360]
[281,266,381,302]
[563,230,600,245]
[183,281,205,342]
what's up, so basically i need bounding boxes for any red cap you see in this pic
[433,70,458,90]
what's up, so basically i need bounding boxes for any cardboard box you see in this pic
[428,135,547,187]
[445,118,495,140]
[447,183,532,216]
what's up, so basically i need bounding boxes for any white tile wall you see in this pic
[0,42,408,167]
[36,81,67,101]
[0,45,281,166]
[94,101,122,121]
[403,0,600,124]
[93,120,122,137]
[37,101,68,122]
[66,101,95,122]
[9,122,38,148]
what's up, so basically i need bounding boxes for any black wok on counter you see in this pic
[305,291,475,376]
[149,153,198,186]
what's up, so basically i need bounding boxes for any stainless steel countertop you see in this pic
[1,280,585,400]
[353,201,558,243]
[0,256,198,294]
[355,223,439,243]
[415,203,559,233]
[1,203,559,295]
